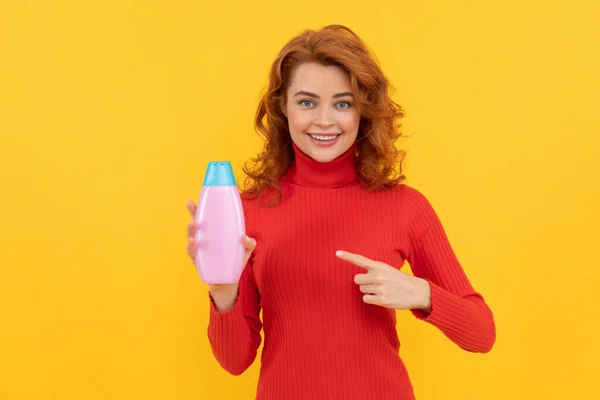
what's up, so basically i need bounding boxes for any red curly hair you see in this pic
[242,24,406,204]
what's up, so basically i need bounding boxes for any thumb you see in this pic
[242,235,256,266]
[242,235,257,252]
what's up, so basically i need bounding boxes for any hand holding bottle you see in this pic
[186,200,256,312]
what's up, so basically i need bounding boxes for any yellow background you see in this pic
[1,0,599,399]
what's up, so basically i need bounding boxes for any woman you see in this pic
[186,24,496,400]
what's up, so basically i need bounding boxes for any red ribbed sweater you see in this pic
[207,143,496,399]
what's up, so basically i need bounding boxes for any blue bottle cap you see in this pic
[203,161,237,186]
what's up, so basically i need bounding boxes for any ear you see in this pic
[280,97,287,118]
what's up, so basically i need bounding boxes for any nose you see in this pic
[315,106,334,128]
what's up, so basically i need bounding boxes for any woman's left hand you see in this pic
[336,250,432,314]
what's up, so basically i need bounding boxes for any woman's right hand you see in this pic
[186,200,256,312]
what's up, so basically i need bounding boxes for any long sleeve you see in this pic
[207,255,263,375]
[403,186,496,353]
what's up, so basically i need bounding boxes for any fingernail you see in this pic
[336,250,343,257]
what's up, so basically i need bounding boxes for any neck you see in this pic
[283,142,359,188]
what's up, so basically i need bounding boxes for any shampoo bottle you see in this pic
[194,161,246,284]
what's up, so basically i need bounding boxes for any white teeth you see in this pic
[310,134,338,141]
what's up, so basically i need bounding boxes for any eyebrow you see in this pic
[293,90,353,99]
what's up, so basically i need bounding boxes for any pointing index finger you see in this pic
[336,250,378,270]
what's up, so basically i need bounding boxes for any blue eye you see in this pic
[336,101,351,109]
[299,100,314,107]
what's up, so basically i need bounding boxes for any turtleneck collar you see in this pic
[283,142,360,189]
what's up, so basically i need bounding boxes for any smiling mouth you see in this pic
[307,133,342,141]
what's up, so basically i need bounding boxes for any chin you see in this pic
[309,151,338,163]
[304,142,351,163]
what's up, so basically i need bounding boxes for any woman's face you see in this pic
[284,62,360,163]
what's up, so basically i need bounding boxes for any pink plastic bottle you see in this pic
[194,161,246,284]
